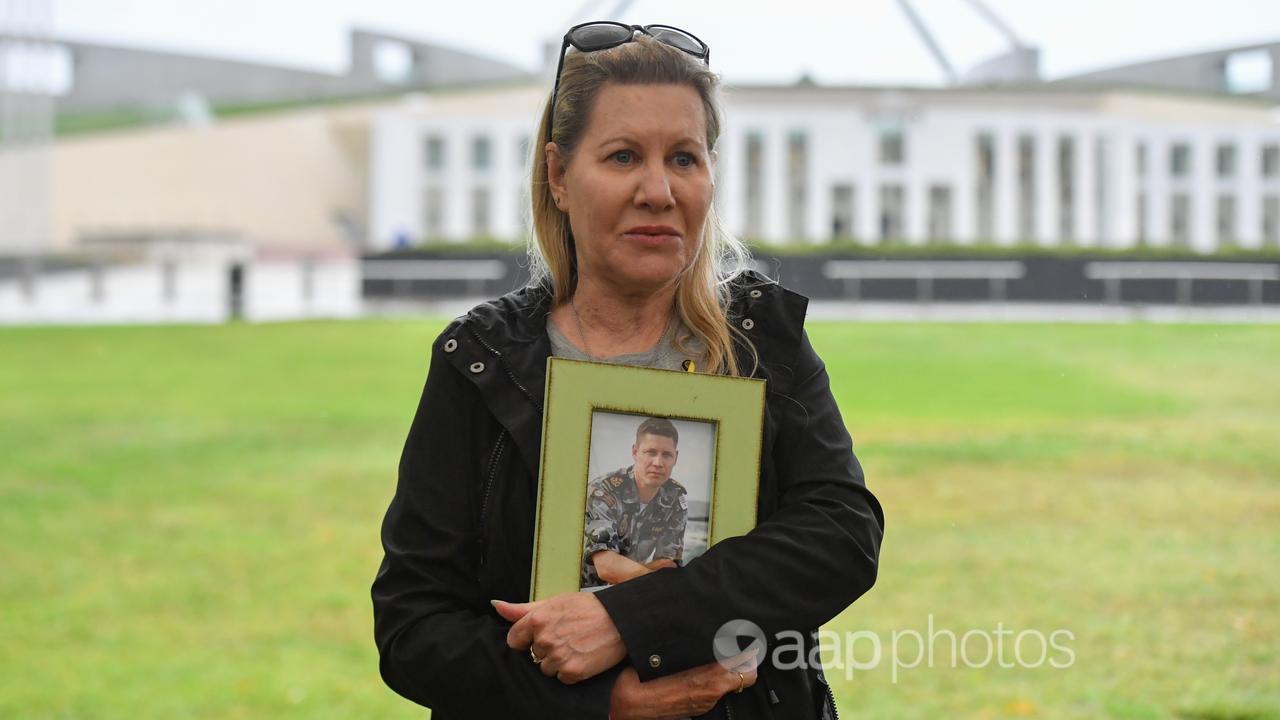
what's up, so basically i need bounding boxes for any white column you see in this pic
[815,178,832,244]
[1110,129,1138,248]
[763,128,786,242]
[904,170,926,244]
[807,131,824,244]
[1035,127,1058,246]
[1147,134,1170,247]
[367,111,421,250]
[994,128,1018,245]
[1077,129,1096,246]
[444,128,465,241]
[1190,132,1216,252]
[954,129,976,245]
[491,135,511,241]
[717,125,741,238]
[1237,134,1263,249]
[509,127,529,241]
[856,125,878,243]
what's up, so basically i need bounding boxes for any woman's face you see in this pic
[547,82,715,296]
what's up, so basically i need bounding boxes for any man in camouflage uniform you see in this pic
[581,417,689,589]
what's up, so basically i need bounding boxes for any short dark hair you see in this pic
[635,417,679,447]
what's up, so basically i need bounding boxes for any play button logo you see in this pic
[713,619,767,671]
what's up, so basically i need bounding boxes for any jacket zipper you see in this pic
[464,325,538,571]
[477,430,507,567]
[824,681,839,720]
[809,629,839,720]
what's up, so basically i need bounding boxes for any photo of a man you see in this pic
[581,416,692,589]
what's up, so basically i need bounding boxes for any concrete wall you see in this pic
[244,258,362,322]
[0,257,360,324]
[49,101,379,252]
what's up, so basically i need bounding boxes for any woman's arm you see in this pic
[371,329,621,717]
[593,328,886,680]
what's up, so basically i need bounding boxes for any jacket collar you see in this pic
[460,279,556,408]
[443,271,809,480]
[459,271,807,372]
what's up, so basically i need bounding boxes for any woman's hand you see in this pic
[608,649,759,720]
[493,594,628,684]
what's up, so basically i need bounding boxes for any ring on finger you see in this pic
[735,671,745,694]
[530,647,543,665]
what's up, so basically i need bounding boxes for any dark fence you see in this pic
[362,251,1280,306]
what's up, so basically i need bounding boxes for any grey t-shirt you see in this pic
[547,316,707,371]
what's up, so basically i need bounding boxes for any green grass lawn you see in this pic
[1,320,1276,719]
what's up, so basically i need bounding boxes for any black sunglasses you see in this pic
[547,22,711,143]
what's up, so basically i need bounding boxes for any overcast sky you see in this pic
[42,0,1280,87]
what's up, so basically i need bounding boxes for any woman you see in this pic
[372,22,884,720]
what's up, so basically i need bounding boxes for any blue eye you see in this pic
[611,150,634,164]
[673,153,696,168]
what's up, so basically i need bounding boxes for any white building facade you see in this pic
[368,84,1280,254]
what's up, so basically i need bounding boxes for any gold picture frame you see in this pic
[530,357,767,600]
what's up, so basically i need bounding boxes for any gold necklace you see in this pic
[570,297,675,363]
[570,296,597,360]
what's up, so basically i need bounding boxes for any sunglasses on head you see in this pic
[547,21,711,143]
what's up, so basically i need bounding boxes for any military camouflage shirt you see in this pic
[581,465,688,589]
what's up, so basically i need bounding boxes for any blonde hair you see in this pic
[528,34,756,376]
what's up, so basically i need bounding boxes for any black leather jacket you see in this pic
[372,272,885,719]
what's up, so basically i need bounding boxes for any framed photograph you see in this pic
[530,357,767,600]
